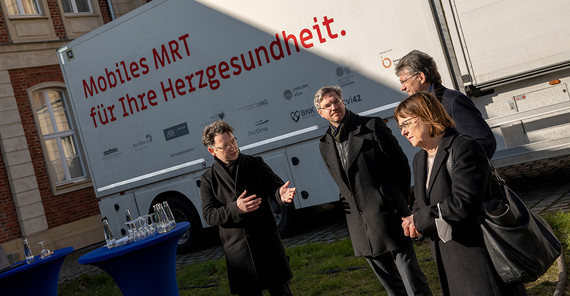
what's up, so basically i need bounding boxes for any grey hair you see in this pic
[394,50,442,84]
[314,86,343,110]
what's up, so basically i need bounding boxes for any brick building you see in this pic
[0,0,148,261]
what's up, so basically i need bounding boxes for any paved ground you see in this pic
[57,154,570,285]
[497,154,570,214]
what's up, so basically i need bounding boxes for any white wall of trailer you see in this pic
[439,0,570,167]
[58,0,570,245]
[58,0,454,240]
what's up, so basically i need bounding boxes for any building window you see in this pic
[31,89,87,185]
[61,0,91,13]
[3,0,41,15]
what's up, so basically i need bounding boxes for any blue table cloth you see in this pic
[79,222,190,296]
[0,246,74,296]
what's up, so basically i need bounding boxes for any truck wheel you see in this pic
[271,199,295,237]
[164,198,202,253]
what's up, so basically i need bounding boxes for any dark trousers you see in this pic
[237,281,292,296]
[366,243,432,296]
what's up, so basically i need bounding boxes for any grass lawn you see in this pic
[59,212,569,295]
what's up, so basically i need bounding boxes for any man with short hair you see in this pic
[200,120,296,296]
[395,49,496,158]
[315,86,432,296]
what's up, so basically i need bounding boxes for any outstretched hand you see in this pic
[236,190,261,214]
[279,181,296,204]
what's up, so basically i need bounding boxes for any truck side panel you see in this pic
[437,0,570,166]
[443,0,570,87]
[58,0,449,198]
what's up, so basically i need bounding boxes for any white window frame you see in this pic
[28,83,91,194]
[61,0,92,14]
[3,0,41,16]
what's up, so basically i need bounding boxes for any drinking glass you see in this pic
[136,216,148,240]
[148,212,159,235]
[38,241,53,259]
[162,201,177,229]
[125,220,140,242]
[153,204,169,233]
[141,214,154,237]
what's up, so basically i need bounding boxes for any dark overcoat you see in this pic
[433,83,496,158]
[412,130,522,296]
[319,110,412,257]
[200,154,292,294]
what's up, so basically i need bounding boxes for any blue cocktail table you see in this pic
[0,246,74,296]
[79,222,190,296]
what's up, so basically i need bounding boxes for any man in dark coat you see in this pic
[315,86,432,296]
[200,120,296,296]
[395,49,496,159]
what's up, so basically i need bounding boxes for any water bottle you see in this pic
[23,238,34,264]
[125,209,133,222]
[102,218,116,248]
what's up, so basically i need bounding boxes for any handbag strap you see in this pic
[445,136,507,204]
[446,146,454,177]
[445,135,458,177]
[447,144,509,219]
[446,136,502,183]
[486,158,505,184]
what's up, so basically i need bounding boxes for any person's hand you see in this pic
[279,181,296,204]
[410,227,421,238]
[236,190,261,214]
[401,215,422,238]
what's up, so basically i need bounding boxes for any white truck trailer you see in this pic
[57,0,570,251]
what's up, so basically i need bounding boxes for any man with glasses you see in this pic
[395,50,496,158]
[315,86,432,296]
[200,120,296,296]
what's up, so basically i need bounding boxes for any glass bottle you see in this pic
[102,218,116,248]
[23,238,34,264]
[125,209,133,222]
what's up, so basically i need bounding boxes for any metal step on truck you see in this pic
[57,0,570,252]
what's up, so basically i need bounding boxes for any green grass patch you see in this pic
[538,211,570,296]
[57,272,120,296]
[59,212,569,295]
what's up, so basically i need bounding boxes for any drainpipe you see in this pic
[106,0,116,20]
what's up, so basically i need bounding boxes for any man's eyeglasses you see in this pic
[398,117,418,131]
[212,137,237,150]
[399,73,418,85]
[320,98,343,111]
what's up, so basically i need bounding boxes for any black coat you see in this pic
[319,110,411,257]
[200,154,292,294]
[434,83,497,158]
[412,130,520,296]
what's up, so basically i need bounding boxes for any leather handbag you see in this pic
[446,136,561,283]
[478,168,561,283]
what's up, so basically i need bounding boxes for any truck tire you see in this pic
[164,198,202,253]
[271,199,295,237]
